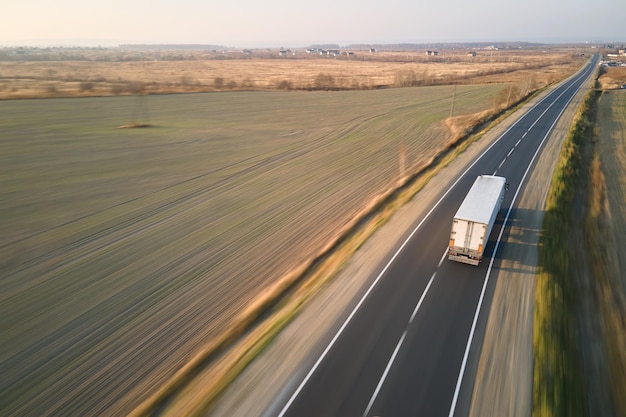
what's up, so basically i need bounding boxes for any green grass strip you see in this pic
[533,88,600,417]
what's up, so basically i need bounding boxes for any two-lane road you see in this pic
[274,55,598,417]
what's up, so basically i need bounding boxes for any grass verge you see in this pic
[533,89,598,417]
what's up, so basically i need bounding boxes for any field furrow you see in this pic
[1,86,505,415]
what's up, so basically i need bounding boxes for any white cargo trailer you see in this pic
[448,175,506,265]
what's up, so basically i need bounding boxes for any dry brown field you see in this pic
[0,49,583,99]
[597,65,626,89]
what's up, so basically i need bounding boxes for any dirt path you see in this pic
[210,76,593,416]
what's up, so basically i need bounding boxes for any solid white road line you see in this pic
[410,271,437,324]
[363,249,445,416]
[362,331,408,417]
[446,62,590,417]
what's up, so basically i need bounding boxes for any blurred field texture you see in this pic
[1,85,511,415]
[592,90,626,416]
[533,86,626,417]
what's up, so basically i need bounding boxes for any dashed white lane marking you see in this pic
[364,249,445,416]
[437,249,447,268]
[498,138,522,173]
[409,271,437,325]
[362,331,407,417]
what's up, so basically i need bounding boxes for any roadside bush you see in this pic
[394,70,419,87]
[126,82,145,95]
[241,78,256,88]
[80,82,94,92]
[180,76,193,86]
[494,84,521,109]
[110,84,123,95]
[313,73,335,90]
[276,79,292,90]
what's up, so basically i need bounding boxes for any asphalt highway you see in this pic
[274,55,599,417]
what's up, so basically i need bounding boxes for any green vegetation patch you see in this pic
[533,89,599,417]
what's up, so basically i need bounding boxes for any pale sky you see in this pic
[1,0,624,47]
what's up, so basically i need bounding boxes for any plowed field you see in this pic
[1,85,506,416]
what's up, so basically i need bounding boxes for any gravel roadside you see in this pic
[209,71,594,417]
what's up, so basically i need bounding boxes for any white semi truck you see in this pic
[448,175,507,265]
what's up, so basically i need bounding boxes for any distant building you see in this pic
[425,50,439,56]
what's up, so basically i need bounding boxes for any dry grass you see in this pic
[597,66,626,90]
[0,49,584,98]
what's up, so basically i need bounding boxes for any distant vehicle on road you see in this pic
[448,175,507,265]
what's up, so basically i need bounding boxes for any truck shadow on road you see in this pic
[486,207,544,275]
